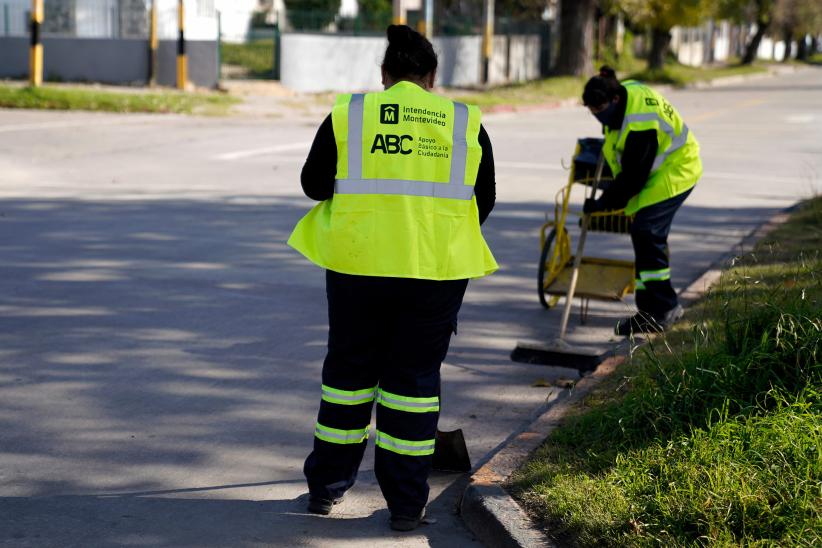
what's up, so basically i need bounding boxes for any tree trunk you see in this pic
[811,36,819,57]
[796,35,808,61]
[555,0,596,76]
[742,19,769,65]
[782,27,793,62]
[648,28,671,70]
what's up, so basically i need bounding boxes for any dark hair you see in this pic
[582,65,620,107]
[381,24,438,80]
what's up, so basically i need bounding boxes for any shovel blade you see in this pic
[432,428,471,473]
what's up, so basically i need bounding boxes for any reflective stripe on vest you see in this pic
[334,95,473,200]
[616,112,690,173]
[375,430,435,456]
[315,423,369,444]
[377,388,440,413]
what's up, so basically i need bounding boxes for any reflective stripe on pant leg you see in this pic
[322,384,377,406]
[639,268,671,282]
[635,278,646,291]
[375,430,435,456]
[377,388,439,413]
[315,423,369,445]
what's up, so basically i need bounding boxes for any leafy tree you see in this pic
[717,0,776,64]
[615,0,713,69]
[284,0,341,30]
[356,0,392,30]
[774,0,822,60]
[497,0,549,19]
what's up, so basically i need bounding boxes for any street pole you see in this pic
[392,0,405,26]
[481,0,494,84]
[29,0,43,87]
[425,0,433,38]
[149,0,158,86]
[417,0,433,38]
[177,0,187,90]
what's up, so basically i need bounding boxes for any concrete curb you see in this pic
[459,205,798,547]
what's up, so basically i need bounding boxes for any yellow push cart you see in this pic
[537,138,636,325]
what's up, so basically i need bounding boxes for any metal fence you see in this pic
[0,0,218,40]
[1,1,28,36]
[279,10,546,38]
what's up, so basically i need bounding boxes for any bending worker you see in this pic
[287,25,497,531]
[582,66,702,336]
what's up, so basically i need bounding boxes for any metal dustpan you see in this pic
[432,428,471,472]
[431,381,471,473]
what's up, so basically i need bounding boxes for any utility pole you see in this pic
[177,0,187,89]
[417,0,433,38]
[29,0,43,87]
[149,0,158,86]
[481,0,494,84]
[392,0,405,26]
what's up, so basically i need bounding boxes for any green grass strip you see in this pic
[511,197,822,546]
[221,39,275,78]
[0,84,238,115]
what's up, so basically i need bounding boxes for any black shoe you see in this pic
[307,495,343,515]
[390,511,425,532]
[615,305,683,337]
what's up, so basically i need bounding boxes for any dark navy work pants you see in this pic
[631,188,692,315]
[304,270,468,517]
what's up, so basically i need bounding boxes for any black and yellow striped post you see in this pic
[149,0,158,86]
[29,0,43,87]
[416,0,433,38]
[176,0,187,90]
[481,0,495,84]
[392,0,405,25]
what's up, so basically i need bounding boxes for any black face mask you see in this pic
[593,100,618,127]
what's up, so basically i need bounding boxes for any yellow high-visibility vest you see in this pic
[288,81,498,280]
[603,80,702,215]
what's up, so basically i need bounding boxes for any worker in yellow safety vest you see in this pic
[582,66,702,336]
[288,24,497,531]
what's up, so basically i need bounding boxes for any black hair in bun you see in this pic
[582,65,621,107]
[382,24,438,80]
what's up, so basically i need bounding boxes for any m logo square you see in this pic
[381,104,399,124]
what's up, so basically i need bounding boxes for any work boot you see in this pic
[615,305,683,337]
[307,494,344,515]
[389,510,425,532]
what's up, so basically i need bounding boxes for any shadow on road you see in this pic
[0,196,783,544]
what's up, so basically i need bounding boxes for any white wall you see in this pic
[280,33,508,92]
[488,35,540,84]
[214,0,257,43]
[155,0,219,40]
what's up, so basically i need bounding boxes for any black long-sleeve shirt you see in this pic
[594,85,658,211]
[300,114,496,224]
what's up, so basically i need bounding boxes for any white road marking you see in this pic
[786,114,814,124]
[216,142,311,161]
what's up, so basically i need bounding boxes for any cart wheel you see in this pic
[538,227,570,309]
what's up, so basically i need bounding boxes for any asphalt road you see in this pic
[1,66,820,547]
